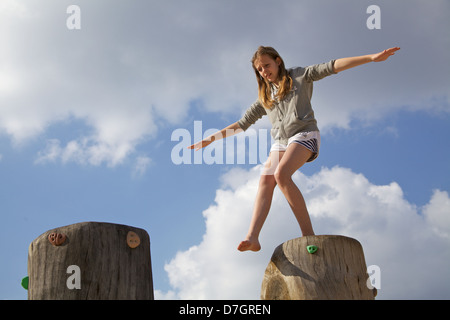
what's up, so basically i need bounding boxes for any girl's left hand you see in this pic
[372,47,400,62]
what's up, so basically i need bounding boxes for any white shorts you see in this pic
[270,131,321,162]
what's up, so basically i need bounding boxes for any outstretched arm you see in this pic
[188,121,242,151]
[333,47,400,73]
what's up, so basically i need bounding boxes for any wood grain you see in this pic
[27,222,154,300]
[261,235,376,300]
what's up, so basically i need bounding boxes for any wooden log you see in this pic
[27,222,154,300]
[261,235,376,300]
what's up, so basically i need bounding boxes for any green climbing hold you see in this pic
[21,276,29,290]
[307,245,318,254]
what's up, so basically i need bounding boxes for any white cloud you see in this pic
[423,190,450,239]
[35,134,143,167]
[35,139,62,164]
[0,0,32,20]
[157,165,450,300]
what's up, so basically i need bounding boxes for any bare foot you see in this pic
[237,239,261,252]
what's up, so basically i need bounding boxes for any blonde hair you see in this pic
[252,46,293,109]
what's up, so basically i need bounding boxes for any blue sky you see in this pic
[1,0,449,300]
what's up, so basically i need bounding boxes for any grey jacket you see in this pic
[237,60,336,145]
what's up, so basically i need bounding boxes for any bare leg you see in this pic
[237,152,283,252]
[274,143,315,236]
[238,144,315,252]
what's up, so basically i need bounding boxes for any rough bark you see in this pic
[261,235,376,300]
[28,222,154,300]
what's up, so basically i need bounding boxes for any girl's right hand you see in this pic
[187,121,241,151]
[188,138,213,151]
[371,47,400,62]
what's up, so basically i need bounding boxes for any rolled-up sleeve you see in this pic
[303,60,337,82]
[237,101,266,131]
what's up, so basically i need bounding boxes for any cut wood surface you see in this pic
[261,235,376,300]
[27,221,154,300]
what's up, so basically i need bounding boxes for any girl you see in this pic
[189,46,400,252]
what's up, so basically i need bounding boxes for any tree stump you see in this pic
[261,235,376,300]
[27,222,154,300]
